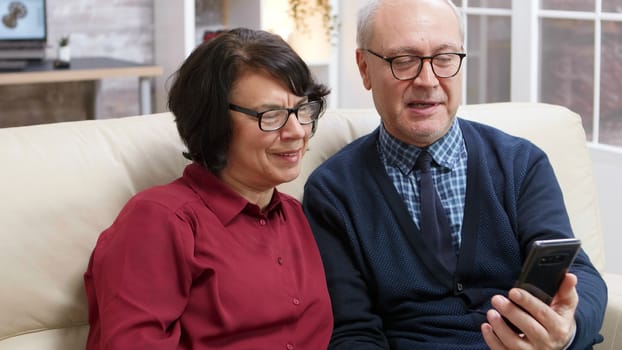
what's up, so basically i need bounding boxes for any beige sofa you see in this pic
[0,102,619,349]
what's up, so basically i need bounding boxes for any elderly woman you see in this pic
[84,28,332,350]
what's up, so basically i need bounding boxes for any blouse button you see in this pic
[259,219,266,226]
[292,298,300,305]
[277,257,283,265]
[286,343,295,350]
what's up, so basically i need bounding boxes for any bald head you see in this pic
[356,0,463,49]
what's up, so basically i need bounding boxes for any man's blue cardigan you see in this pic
[303,118,607,350]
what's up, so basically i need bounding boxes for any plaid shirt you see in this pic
[377,119,467,249]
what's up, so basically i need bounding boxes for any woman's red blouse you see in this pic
[84,163,333,350]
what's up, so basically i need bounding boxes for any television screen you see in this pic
[0,0,46,43]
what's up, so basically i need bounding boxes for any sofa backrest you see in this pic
[0,102,604,349]
[0,115,188,349]
[281,103,604,268]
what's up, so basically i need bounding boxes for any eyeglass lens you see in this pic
[391,53,463,80]
[260,102,322,131]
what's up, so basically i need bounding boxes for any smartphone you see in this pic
[515,238,581,305]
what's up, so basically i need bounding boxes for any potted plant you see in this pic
[57,35,71,64]
[288,0,337,41]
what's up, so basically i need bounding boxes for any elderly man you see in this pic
[303,0,607,349]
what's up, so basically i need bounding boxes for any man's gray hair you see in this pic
[356,0,464,48]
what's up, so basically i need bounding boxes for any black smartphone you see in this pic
[515,238,581,305]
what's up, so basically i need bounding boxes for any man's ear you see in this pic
[356,49,372,91]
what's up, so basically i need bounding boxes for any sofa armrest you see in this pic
[595,272,622,349]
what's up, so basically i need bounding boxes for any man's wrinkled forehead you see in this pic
[370,0,463,48]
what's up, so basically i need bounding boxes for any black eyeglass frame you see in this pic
[365,49,467,81]
[228,100,323,132]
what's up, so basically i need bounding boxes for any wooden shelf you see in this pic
[0,57,162,85]
[0,57,163,117]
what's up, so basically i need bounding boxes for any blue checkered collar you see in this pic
[378,118,463,175]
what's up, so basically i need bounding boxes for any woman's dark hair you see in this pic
[168,27,330,173]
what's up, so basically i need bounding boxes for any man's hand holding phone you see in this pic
[482,273,578,349]
[482,238,581,349]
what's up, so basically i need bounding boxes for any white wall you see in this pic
[336,0,373,108]
[153,0,196,113]
[589,147,622,274]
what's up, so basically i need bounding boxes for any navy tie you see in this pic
[415,150,456,273]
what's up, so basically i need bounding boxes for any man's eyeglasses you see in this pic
[365,49,466,81]
[229,100,323,132]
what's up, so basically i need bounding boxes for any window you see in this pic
[457,0,622,149]
[461,3,511,104]
[539,17,594,139]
